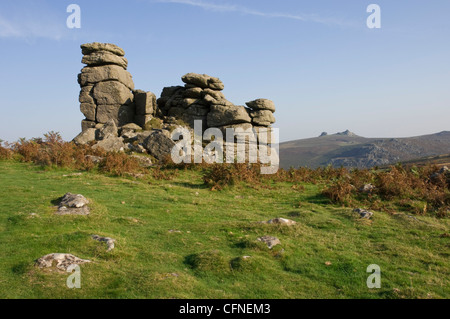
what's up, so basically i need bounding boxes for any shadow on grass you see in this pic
[172,181,209,190]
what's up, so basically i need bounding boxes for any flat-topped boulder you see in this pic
[207,105,252,127]
[36,253,91,271]
[182,73,224,91]
[79,65,134,90]
[81,42,125,56]
[246,99,276,113]
[82,50,128,69]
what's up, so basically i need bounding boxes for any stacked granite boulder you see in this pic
[78,42,135,131]
[157,73,232,130]
[73,43,277,162]
[157,73,275,133]
[134,90,157,128]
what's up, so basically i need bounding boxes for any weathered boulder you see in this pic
[92,235,115,252]
[130,155,153,167]
[246,99,276,112]
[183,87,203,99]
[143,130,176,161]
[257,236,281,249]
[135,131,153,144]
[93,81,133,105]
[127,143,147,154]
[79,65,134,90]
[203,88,225,101]
[134,90,156,116]
[73,128,97,145]
[80,103,96,122]
[120,123,142,137]
[186,104,210,117]
[266,218,297,226]
[353,208,374,219]
[36,253,91,271]
[207,105,252,127]
[92,136,126,152]
[181,73,224,90]
[60,193,89,208]
[97,120,118,140]
[134,114,154,128]
[82,50,128,69]
[249,110,276,127]
[96,103,135,125]
[81,42,125,56]
[57,193,90,215]
[79,85,95,104]
[81,120,96,132]
[203,94,233,106]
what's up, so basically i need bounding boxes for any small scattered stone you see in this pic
[85,155,104,164]
[266,218,297,226]
[257,236,281,249]
[63,173,83,177]
[353,208,373,219]
[36,253,91,271]
[359,184,375,194]
[92,235,115,252]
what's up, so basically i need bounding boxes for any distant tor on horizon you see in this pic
[279,130,450,169]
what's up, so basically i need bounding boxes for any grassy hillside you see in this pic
[279,134,373,168]
[0,159,449,299]
[279,131,450,169]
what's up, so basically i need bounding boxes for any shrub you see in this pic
[202,163,261,190]
[151,166,178,180]
[0,140,11,160]
[98,152,143,176]
[322,180,355,205]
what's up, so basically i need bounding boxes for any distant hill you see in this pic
[279,130,450,169]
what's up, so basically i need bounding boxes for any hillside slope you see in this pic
[280,131,450,169]
[0,160,449,299]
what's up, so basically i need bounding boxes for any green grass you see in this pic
[0,160,449,299]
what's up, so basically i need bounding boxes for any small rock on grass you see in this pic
[92,235,115,252]
[35,253,91,271]
[56,193,90,215]
[266,218,296,226]
[353,208,373,219]
[257,236,281,249]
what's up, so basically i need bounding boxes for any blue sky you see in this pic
[0,0,449,142]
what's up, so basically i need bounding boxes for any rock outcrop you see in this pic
[78,42,135,129]
[75,43,277,162]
